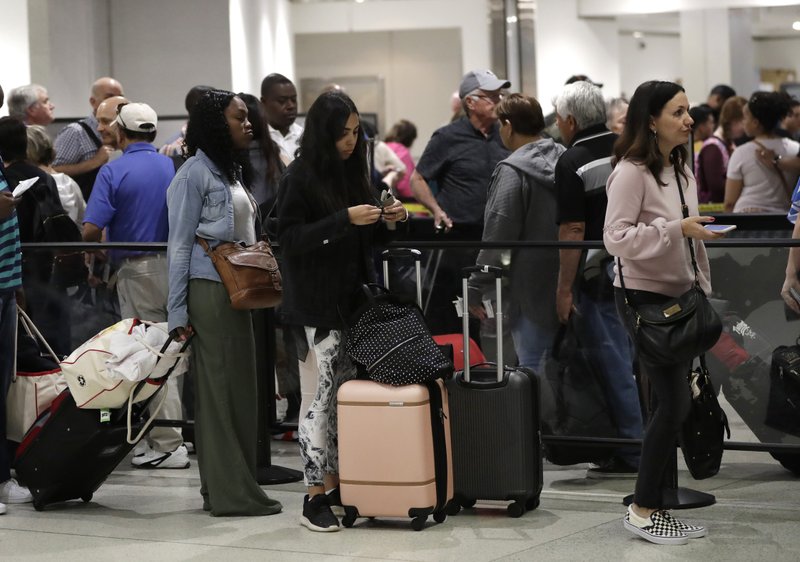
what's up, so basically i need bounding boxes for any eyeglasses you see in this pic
[471,92,503,104]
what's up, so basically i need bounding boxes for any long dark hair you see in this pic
[613,80,688,186]
[237,92,282,186]
[297,91,372,213]
[184,88,248,184]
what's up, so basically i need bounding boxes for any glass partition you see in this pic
[18,235,800,475]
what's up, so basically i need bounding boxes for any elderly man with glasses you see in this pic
[410,69,510,335]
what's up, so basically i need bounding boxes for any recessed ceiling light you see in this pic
[793,20,800,31]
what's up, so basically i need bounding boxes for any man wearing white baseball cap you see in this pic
[410,69,511,334]
[82,102,189,469]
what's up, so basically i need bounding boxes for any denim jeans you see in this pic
[511,313,557,374]
[575,291,643,465]
[0,289,17,482]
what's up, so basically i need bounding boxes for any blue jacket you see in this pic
[167,149,240,331]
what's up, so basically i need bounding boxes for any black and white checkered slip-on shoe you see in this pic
[623,506,689,545]
[658,510,707,538]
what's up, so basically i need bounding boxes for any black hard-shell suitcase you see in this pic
[14,336,189,511]
[446,265,543,517]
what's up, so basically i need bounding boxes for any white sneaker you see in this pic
[132,440,149,457]
[0,501,6,515]
[0,478,33,504]
[131,444,190,469]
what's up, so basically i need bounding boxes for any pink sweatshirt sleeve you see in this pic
[603,160,684,261]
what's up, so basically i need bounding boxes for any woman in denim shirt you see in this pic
[166,89,282,517]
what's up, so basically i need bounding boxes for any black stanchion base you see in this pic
[257,464,303,486]
[623,487,715,510]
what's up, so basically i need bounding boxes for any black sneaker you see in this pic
[587,456,638,479]
[300,493,340,532]
[326,487,345,517]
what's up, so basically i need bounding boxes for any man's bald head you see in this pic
[90,77,124,114]
[96,95,129,147]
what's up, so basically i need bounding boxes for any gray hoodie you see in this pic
[469,138,566,333]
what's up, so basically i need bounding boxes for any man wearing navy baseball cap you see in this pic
[410,69,511,333]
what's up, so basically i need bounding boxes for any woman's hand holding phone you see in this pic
[348,204,382,225]
[681,216,728,240]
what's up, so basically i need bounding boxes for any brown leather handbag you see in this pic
[197,237,282,309]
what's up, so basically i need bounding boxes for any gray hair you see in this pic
[462,88,481,116]
[605,97,628,128]
[8,84,45,121]
[554,81,606,131]
[26,125,55,166]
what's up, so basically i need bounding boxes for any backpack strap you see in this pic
[77,120,102,150]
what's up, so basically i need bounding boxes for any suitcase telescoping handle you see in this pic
[381,248,423,307]
[462,265,504,383]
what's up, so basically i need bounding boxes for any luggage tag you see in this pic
[453,297,464,317]
[100,408,111,423]
[482,299,495,319]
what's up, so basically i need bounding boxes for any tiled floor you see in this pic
[1,406,799,561]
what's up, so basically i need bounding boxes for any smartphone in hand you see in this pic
[379,189,396,208]
[704,224,737,234]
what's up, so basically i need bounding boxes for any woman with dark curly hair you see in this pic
[724,91,800,212]
[166,89,282,517]
[277,91,407,532]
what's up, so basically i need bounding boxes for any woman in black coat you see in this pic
[277,91,407,532]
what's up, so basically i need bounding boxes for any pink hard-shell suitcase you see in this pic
[337,377,455,531]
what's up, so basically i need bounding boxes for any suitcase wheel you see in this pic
[410,516,427,531]
[33,499,45,512]
[445,501,461,516]
[507,501,525,518]
[460,498,476,509]
[433,510,446,524]
[81,493,93,503]
[342,506,358,528]
[525,496,540,511]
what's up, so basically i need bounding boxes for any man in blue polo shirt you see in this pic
[83,102,188,469]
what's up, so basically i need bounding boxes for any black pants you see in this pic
[615,288,692,509]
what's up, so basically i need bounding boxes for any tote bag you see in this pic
[7,309,67,442]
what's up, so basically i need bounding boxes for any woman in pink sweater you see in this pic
[604,81,727,546]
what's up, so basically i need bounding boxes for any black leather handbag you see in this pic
[680,355,730,479]
[766,341,800,437]
[617,169,722,365]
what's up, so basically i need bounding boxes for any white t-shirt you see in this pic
[230,181,256,246]
[52,171,86,226]
[727,137,800,213]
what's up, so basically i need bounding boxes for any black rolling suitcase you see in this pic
[446,265,542,517]
[14,336,189,511]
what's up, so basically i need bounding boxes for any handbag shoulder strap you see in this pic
[196,236,214,257]
[674,163,701,285]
